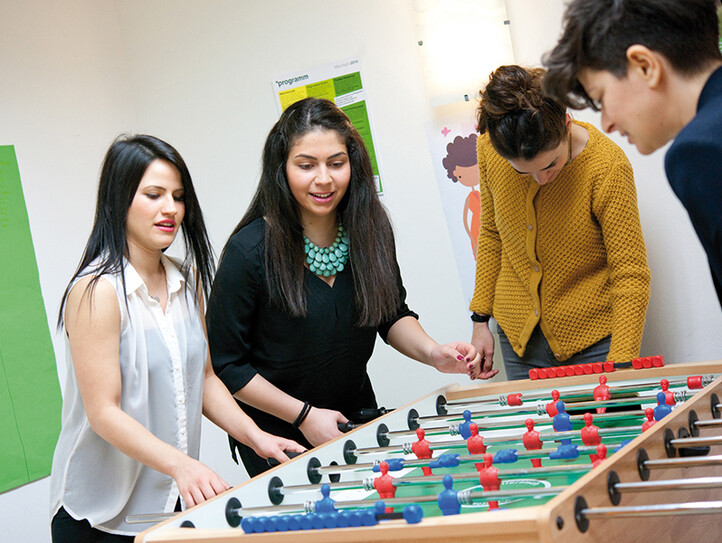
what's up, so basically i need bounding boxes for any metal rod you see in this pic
[465,486,567,502]
[238,485,572,516]
[614,477,722,494]
[693,419,722,429]
[445,376,700,409]
[279,479,364,494]
[386,409,648,440]
[581,501,722,519]
[279,464,594,496]
[668,436,722,447]
[355,424,641,457]
[418,397,656,424]
[318,440,619,477]
[316,462,376,474]
[644,455,722,470]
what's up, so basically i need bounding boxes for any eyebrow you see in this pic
[143,185,184,192]
[293,151,348,160]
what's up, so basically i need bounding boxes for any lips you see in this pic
[155,221,176,232]
[310,192,334,202]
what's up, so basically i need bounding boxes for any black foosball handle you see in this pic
[337,421,356,432]
[266,408,394,467]
[266,450,304,467]
[351,407,393,423]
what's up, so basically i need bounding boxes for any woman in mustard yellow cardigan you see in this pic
[469,65,650,381]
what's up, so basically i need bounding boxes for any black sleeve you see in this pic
[206,232,264,394]
[377,266,419,343]
[665,139,722,304]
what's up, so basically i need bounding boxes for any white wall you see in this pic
[0,2,136,540]
[1,1,720,541]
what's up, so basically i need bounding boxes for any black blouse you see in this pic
[206,218,417,451]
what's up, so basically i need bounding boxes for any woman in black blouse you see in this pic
[206,98,482,477]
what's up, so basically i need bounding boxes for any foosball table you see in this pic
[135,359,722,542]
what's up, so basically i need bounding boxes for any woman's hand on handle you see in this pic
[299,407,348,447]
[247,430,307,465]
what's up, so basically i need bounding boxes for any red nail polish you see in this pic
[457,355,464,361]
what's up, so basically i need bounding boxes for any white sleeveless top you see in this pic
[49,256,207,535]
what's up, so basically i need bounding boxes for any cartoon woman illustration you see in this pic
[442,134,480,257]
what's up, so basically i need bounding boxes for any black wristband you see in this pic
[470,312,491,323]
[292,401,312,428]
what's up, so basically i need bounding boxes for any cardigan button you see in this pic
[533,265,540,273]
[534,310,539,316]
[527,224,533,231]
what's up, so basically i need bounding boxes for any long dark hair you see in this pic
[226,97,398,326]
[477,65,567,160]
[58,134,214,326]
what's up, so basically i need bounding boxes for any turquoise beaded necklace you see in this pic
[304,223,349,278]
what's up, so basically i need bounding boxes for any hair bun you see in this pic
[480,65,546,117]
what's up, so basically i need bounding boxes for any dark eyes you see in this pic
[145,193,184,202]
[296,161,347,169]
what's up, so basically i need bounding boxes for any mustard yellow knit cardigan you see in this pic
[469,121,651,363]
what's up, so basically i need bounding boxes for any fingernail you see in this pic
[457,355,464,361]
[466,357,470,362]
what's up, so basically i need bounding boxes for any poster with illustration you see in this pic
[414,0,513,304]
[426,102,481,303]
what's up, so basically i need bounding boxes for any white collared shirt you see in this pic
[50,255,206,535]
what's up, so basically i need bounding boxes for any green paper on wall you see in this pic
[0,145,61,493]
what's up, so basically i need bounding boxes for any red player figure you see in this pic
[593,375,611,414]
[592,444,607,468]
[642,407,657,432]
[478,453,501,510]
[546,390,561,417]
[411,427,434,476]
[466,423,487,471]
[522,418,543,468]
[660,379,675,406]
[373,461,396,513]
[580,412,602,463]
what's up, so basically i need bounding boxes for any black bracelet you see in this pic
[470,312,491,323]
[292,401,312,428]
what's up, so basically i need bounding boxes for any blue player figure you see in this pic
[374,500,387,517]
[549,401,579,460]
[438,474,461,516]
[315,483,337,513]
[552,401,572,440]
[459,410,474,439]
[653,391,673,421]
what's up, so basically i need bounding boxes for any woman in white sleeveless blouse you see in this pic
[49,135,304,542]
